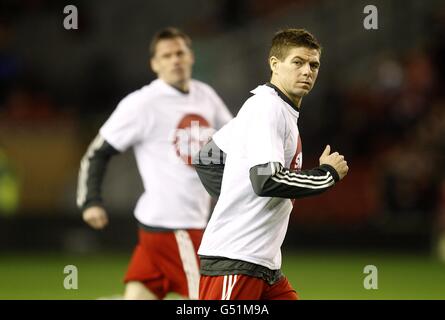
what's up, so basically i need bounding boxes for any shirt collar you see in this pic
[251,83,300,118]
[264,82,300,112]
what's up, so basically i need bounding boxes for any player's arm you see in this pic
[250,162,338,198]
[250,145,348,199]
[192,139,226,198]
[77,93,146,229]
[76,134,119,228]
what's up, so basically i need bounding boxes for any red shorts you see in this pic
[124,228,203,299]
[199,274,298,300]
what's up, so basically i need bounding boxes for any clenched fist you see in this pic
[83,206,109,229]
[319,145,349,180]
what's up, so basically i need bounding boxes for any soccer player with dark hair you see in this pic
[194,28,348,300]
[76,27,232,300]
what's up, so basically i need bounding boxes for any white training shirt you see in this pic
[99,78,232,229]
[198,84,302,270]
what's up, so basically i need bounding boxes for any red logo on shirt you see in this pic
[173,114,214,165]
[291,136,302,205]
[290,136,303,171]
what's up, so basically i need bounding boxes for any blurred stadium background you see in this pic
[1,0,445,299]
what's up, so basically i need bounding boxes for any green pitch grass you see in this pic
[0,251,444,299]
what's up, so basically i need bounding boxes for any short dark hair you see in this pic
[149,27,192,58]
[269,28,321,61]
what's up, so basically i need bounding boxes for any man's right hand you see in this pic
[319,145,349,181]
[82,206,109,229]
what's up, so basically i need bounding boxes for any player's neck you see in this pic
[161,78,190,94]
[268,81,302,111]
[172,82,190,94]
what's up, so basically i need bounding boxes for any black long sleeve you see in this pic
[192,139,226,198]
[76,135,119,211]
[249,162,339,199]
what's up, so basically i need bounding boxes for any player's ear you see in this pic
[269,56,279,74]
[150,57,158,73]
